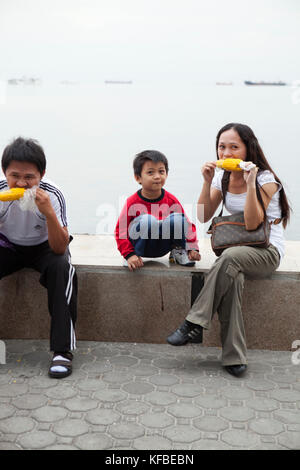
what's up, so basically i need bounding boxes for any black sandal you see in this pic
[48,352,73,379]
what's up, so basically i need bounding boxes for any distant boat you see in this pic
[216,82,233,86]
[244,80,286,86]
[105,80,132,85]
[7,76,41,85]
[60,80,78,85]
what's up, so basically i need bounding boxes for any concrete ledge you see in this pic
[0,235,299,351]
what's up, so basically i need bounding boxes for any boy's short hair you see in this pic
[133,150,169,176]
[2,137,46,176]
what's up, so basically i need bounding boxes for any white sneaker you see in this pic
[169,247,195,266]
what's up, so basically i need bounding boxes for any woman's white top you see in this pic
[211,169,284,259]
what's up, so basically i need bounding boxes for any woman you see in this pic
[167,123,291,377]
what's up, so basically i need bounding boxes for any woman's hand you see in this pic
[243,163,258,188]
[201,162,216,184]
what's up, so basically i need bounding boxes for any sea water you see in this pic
[0,80,299,240]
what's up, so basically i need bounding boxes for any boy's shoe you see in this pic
[167,320,203,345]
[169,247,195,266]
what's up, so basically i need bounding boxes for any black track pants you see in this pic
[0,241,77,352]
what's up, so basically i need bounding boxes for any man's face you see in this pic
[4,161,44,189]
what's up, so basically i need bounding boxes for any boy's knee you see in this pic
[139,213,156,228]
[129,214,157,240]
[167,213,187,238]
[168,212,185,223]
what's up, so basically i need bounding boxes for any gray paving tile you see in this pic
[249,418,285,435]
[18,431,56,449]
[0,339,299,451]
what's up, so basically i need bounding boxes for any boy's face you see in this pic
[4,161,44,189]
[135,160,167,194]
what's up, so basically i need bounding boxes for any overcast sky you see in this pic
[0,0,299,83]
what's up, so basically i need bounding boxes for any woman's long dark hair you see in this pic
[216,123,291,228]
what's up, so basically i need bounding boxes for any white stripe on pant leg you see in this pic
[66,265,75,304]
[65,254,76,350]
[70,319,76,350]
[65,256,75,303]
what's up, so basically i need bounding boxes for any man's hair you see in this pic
[133,150,169,176]
[2,137,46,175]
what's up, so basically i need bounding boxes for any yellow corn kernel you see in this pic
[0,188,26,201]
[215,158,243,171]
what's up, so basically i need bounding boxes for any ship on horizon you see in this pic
[105,80,132,85]
[216,81,233,86]
[7,76,42,85]
[244,80,286,86]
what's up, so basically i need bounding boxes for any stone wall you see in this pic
[0,266,298,351]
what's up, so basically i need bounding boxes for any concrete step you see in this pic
[0,236,299,351]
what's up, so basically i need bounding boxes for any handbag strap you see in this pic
[220,170,270,218]
[220,170,283,225]
[218,171,230,216]
[207,170,282,233]
[207,171,230,234]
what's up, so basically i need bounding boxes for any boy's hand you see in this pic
[188,250,201,261]
[127,255,144,271]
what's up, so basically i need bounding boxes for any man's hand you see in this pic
[35,188,55,217]
[35,188,69,254]
[127,255,144,272]
[188,250,201,261]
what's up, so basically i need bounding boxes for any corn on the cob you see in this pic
[215,158,243,171]
[0,188,26,201]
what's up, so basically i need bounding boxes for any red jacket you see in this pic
[115,189,199,259]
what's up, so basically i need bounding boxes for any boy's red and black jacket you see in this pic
[114,189,199,259]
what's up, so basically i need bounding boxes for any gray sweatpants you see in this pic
[186,244,280,366]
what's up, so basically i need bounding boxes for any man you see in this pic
[0,137,77,378]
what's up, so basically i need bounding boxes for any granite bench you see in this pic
[0,236,299,351]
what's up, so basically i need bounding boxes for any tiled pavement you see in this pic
[0,339,300,450]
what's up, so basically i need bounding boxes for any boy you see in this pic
[0,137,77,378]
[115,150,201,271]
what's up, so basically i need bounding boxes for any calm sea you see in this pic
[0,80,299,240]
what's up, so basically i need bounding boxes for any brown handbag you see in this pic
[208,211,271,256]
[207,171,276,257]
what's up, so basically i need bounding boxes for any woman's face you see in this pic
[217,129,247,161]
